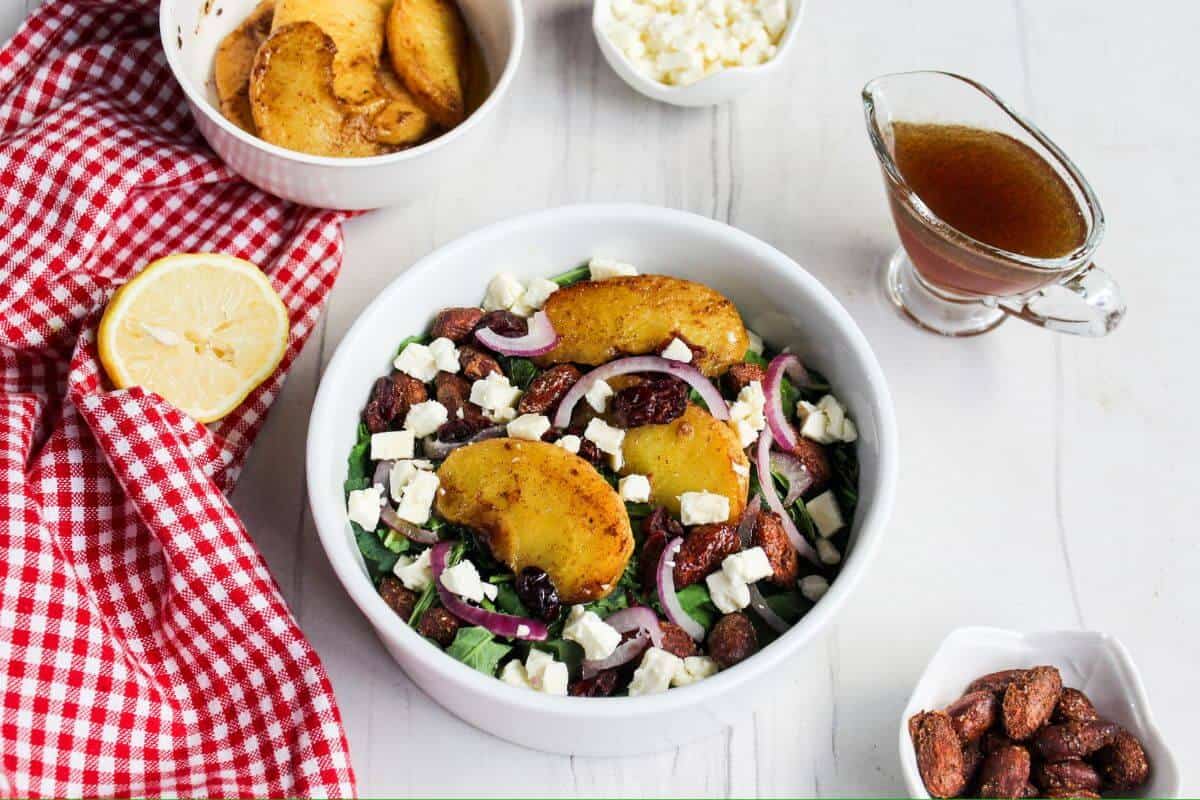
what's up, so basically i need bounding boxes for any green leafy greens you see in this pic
[551,264,591,287]
[446,626,512,676]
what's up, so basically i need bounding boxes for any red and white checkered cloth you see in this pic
[0,1,357,796]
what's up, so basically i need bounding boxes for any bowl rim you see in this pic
[157,0,525,168]
[306,203,898,717]
[591,0,806,100]
[898,626,1181,799]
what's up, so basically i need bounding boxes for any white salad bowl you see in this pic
[307,204,898,756]
[159,0,523,210]
[900,627,1181,799]
[592,0,806,107]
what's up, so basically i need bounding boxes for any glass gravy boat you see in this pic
[862,71,1125,337]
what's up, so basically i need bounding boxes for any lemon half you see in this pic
[98,253,290,423]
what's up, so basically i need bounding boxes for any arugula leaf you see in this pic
[675,583,719,631]
[446,626,512,676]
[355,526,399,584]
[381,529,412,555]
[530,639,585,674]
[502,356,539,390]
[345,423,372,493]
[395,334,428,357]
[551,264,591,287]
[764,589,811,624]
[779,378,800,422]
[584,589,629,618]
[743,349,769,369]
[492,582,530,617]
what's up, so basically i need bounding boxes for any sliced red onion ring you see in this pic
[553,355,729,429]
[581,631,649,678]
[380,508,439,544]
[748,583,790,634]
[763,353,809,452]
[603,606,664,647]
[770,451,814,506]
[475,310,560,357]
[756,430,819,566]
[373,459,393,487]
[422,425,505,460]
[657,537,706,641]
[428,541,547,641]
[736,494,763,547]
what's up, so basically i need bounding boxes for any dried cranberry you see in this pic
[436,416,491,443]
[515,566,561,622]
[574,437,606,469]
[610,379,688,428]
[473,310,528,346]
[569,669,620,697]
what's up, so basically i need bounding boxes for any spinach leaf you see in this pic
[830,442,860,515]
[743,349,769,368]
[446,626,512,676]
[584,589,629,619]
[395,334,428,357]
[675,583,719,631]
[779,378,800,421]
[344,423,372,494]
[492,581,530,617]
[551,264,591,287]
[764,589,811,624]
[624,502,654,521]
[501,356,539,390]
[355,526,399,584]
[381,529,411,555]
[688,388,710,412]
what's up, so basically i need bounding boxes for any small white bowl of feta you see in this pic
[593,0,805,106]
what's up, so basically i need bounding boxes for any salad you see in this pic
[345,258,859,697]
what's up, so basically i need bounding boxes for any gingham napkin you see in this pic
[0,2,357,796]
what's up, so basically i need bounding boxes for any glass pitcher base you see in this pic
[884,248,1007,337]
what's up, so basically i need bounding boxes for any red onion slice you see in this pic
[770,451,814,506]
[748,583,790,634]
[763,353,808,451]
[736,494,763,547]
[428,541,548,641]
[603,606,664,648]
[474,310,560,357]
[755,430,820,566]
[657,537,706,641]
[422,425,505,460]
[380,508,440,545]
[581,631,650,678]
[553,355,729,429]
[373,459,393,487]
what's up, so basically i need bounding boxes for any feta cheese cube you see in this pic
[439,559,498,604]
[671,655,719,687]
[816,538,841,565]
[746,329,764,354]
[484,406,517,423]
[499,660,532,689]
[389,458,433,502]
[588,257,638,280]
[522,278,559,310]
[428,337,460,373]
[806,490,844,537]
[661,337,694,363]
[392,548,433,591]
[706,569,750,613]
[721,546,774,584]
[584,379,614,413]
[346,485,383,531]
[370,430,414,461]
[403,400,449,439]
[555,434,582,454]
[628,647,684,696]
[840,418,858,443]
[608,450,625,472]
[393,342,438,382]
[395,469,439,525]
[679,491,730,525]
[618,474,651,503]
[800,406,834,444]
[483,272,525,312]
[507,413,551,441]
[817,394,845,434]
[524,649,569,695]
[469,372,522,415]
[584,417,625,456]
[799,574,829,603]
[562,605,622,661]
[728,380,766,447]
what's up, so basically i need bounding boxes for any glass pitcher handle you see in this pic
[996,264,1126,337]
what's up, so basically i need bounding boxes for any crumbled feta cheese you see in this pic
[346,485,383,531]
[721,546,774,584]
[797,394,856,444]
[619,474,651,503]
[439,559,498,605]
[507,413,551,441]
[799,574,829,603]
[562,605,622,661]
[628,647,684,696]
[671,655,719,687]
[728,380,766,447]
[588,257,639,280]
[484,406,517,423]
[706,568,750,613]
[370,430,414,461]
[403,400,449,439]
[392,548,433,591]
[525,649,569,695]
[584,417,625,456]
[806,490,845,537]
[499,660,533,688]
[584,379,614,413]
[483,272,525,312]
[393,342,438,382]
[746,330,764,355]
[555,434,582,454]
[395,469,439,525]
[523,278,559,310]
[470,372,522,416]
[661,337,693,363]
[679,491,730,525]
[816,539,841,565]
[428,337,460,373]
[389,458,433,502]
[608,450,625,472]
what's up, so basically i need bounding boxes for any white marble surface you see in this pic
[6,0,1199,795]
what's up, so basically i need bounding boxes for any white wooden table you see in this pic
[6,0,1198,795]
